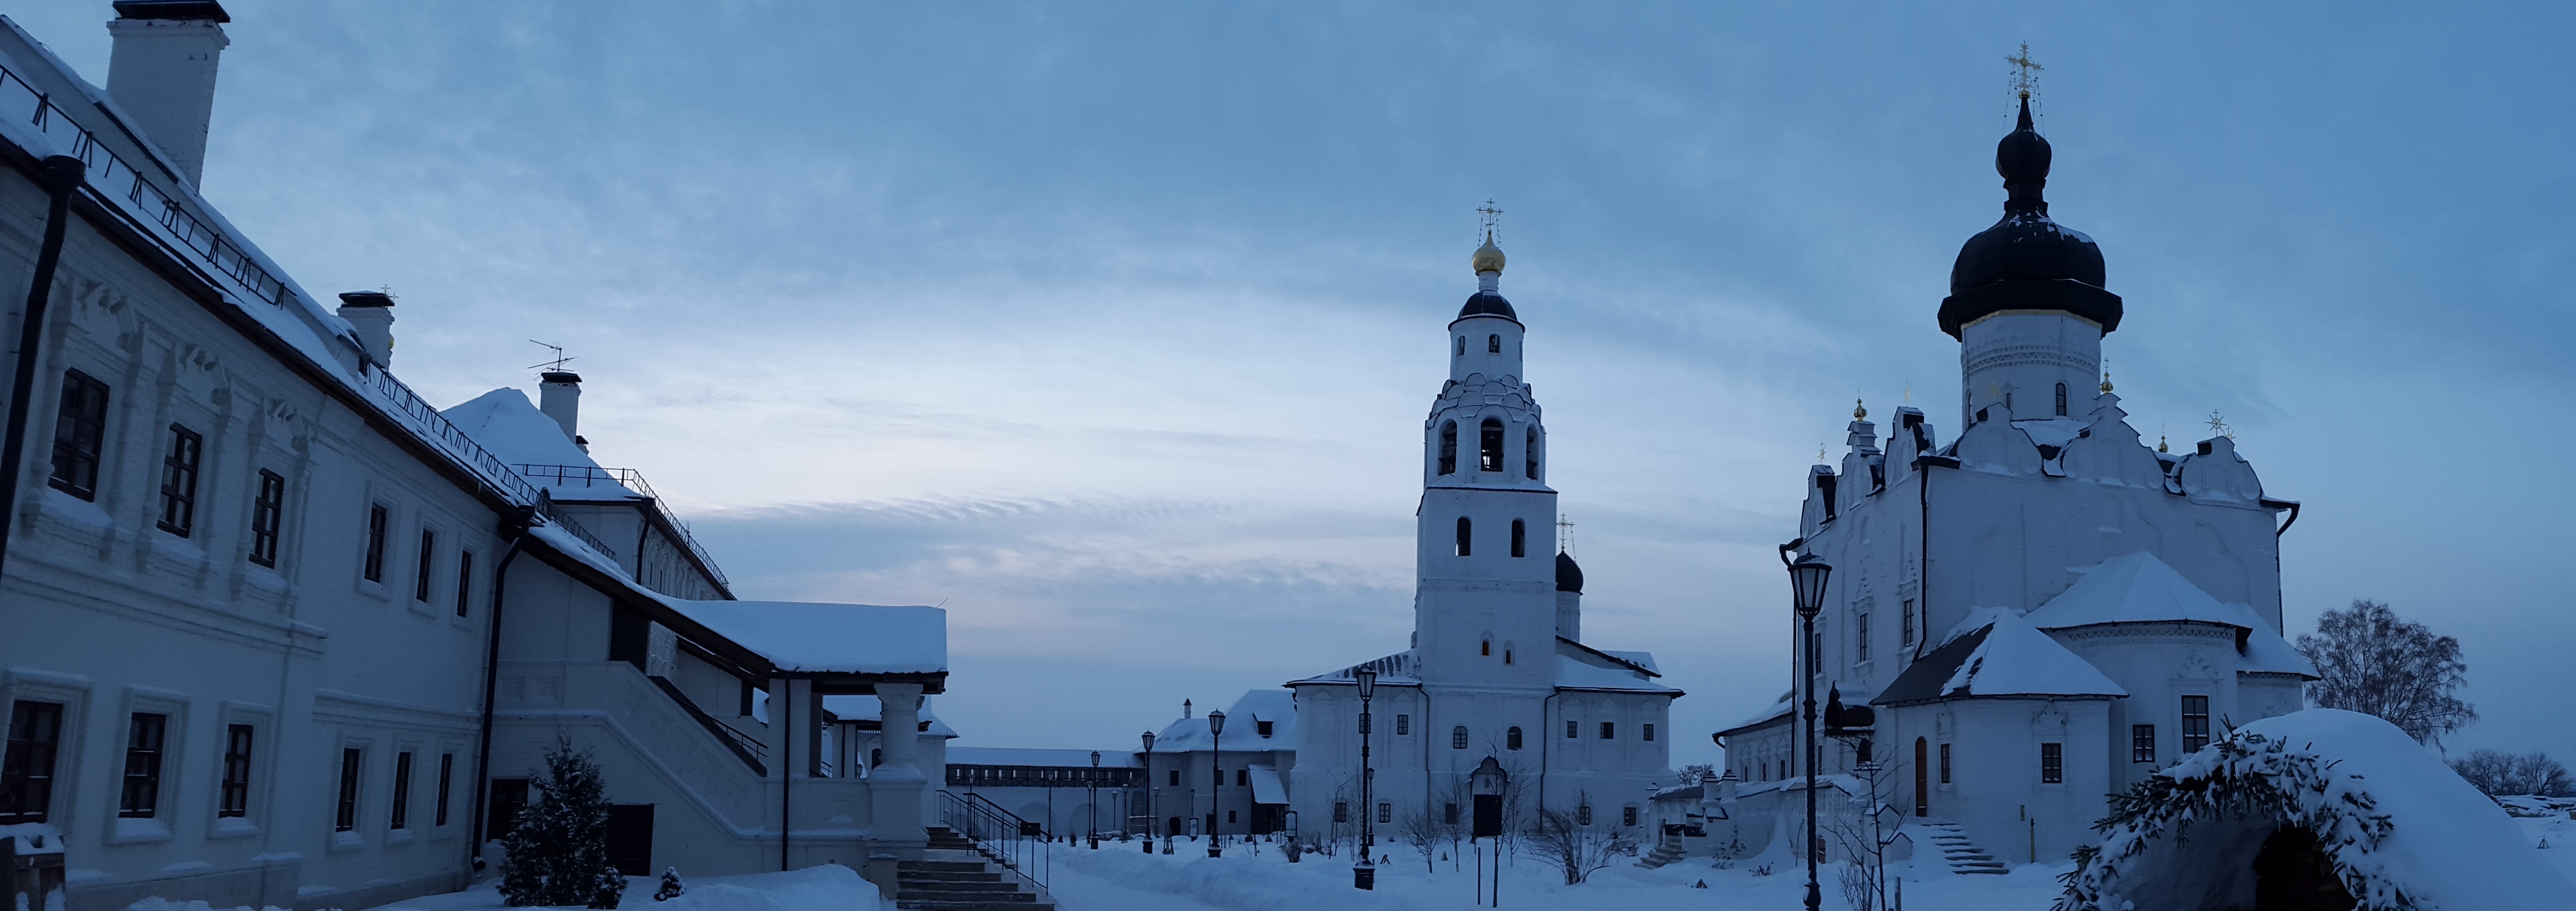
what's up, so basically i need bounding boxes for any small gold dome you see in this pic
[1472,231,1506,274]
[1853,398,1867,420]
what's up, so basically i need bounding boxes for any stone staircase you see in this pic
[1635,837,1690,869]
[1913,821,2008,875]
[896,827,1053,911]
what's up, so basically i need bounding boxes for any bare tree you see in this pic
[1521,794,1636,885]
[1826,759,1906,911]
[1678,763,1716,785]
[2452,750,2576,797]
[1398,802,1443,873]
[2295,599,2478,746]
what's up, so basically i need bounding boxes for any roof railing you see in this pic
[511,464,730,591]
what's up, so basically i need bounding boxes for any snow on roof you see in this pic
[2013,416,2089,449]
[819,695,957,739]
[1286,650,1421,687]
[946,747,1140,769]
[2027,551,2265,630]
[2067,709,2576,909]
[1556,646,1682,695]
[1151,689,1301,752]
[1876,613,2124,705]
[1599,649,1660,675]
[1248,766,1287,804]
[663,599,946,675]
[440,388,639,499]
[1718,693,1795,736]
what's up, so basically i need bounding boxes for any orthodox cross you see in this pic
[1556,512,1575,554]
[1477,199,1504,239]
[2205,410,2233,439]
[526,340,577,372]
[2007,43,2043,100]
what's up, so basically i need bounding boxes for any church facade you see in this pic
[1715,97,2316,866]
[1287,235,1680,846]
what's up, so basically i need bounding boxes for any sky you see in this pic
[14,2,2572,768]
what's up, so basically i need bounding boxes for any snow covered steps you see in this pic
[1635,839,1689,869]
[897,829,1053,911]
[1912,821,2010,875]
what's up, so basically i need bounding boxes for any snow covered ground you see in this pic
[1044,837,2066,911]
[346,867,887,911]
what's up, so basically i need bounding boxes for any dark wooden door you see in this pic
[1913,738,1929,817]
[606,804,655,876]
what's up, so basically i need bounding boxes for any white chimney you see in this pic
[106,1,231,187]
[334,291,394,368]
[539,371,584,451]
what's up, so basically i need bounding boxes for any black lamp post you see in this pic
[1089,750,1102,849]
[1143,730,1162,854]
[1354,667,1377,890]
[1207,709,1226,858]
[1785,549,1834,911]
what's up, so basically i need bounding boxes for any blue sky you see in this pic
[20,2,2571,767]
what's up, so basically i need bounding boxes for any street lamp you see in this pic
[1089,751,1102,849]
[1143,730,1160,854]
[1470,755,1507,907]
[1785,548,1834,911]
[1207,709,1226,858]
[1354,667,1378,890]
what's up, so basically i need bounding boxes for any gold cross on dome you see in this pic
[2205,410,2233,439]
[1477,200,1504,238]
[1556,513,1575,554]
[2007,43,2043,100]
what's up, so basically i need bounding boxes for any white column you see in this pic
[870,683,929,856]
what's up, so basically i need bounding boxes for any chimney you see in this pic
[539,371,584,451]
[334,291,394,368]
[105,2,230,187]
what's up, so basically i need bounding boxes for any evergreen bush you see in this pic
[499,738,629,908]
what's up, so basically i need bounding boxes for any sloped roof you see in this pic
[2028,551,2318,679]
[1557,640,1683,695]
[1151,689,1301,752]
[663,599,946,675]
[1715,693,1795,739]
[1286,650,1422,687]
[1875,613,2125,706]
[441,388,643,501]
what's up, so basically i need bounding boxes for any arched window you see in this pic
[1438,422,1457,475]
[1456,336,1465,357]
[1456,517,1472,556]
[1452,726,1469,750]
[1506,726,1523,750]
[1525,427,1539,478]
[1481,639,1491,656]
[2055,382,2069,416]
[1510,519,1526,557]
[1479,418,1504,472]
[1503,645,1514,665]
[1487,334,1500,354]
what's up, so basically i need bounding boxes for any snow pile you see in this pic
[360,865,886,911]
[120,900,294,911]
[2058,709,2574,910]
[1053,846,1418,911]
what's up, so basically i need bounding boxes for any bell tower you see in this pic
[1414,229,1559,691]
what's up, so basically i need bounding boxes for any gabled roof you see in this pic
[1151,689,1301,752]
[1556,639,1682,695]
[2027,551,2262,630]
[1874,613,2125,706]
[1286,650,1422,688]
[440,388,641,501]
[1559,636,1659,677]
[1714,692,1795,740]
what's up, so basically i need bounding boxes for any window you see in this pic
[2055,382,2069,417]
[1452,726,1469,750]
[1503,646,1513,665]
[1456,517,1472,556]
[1506,726,1523,750]
[1600,722,1615,740]
[1643,724,1655,742]
[1227,810,1236,824]
[1524,427,1538,478]
[1334,802,1349,823]
[1855,612,1870,663]
[456,551,475,616]
[2132,724,2157,764]
[2182,696,2211,753]
[1395,714,1409,736]
[1938,743,1951,784]
[1487,334,1500,354]
[1444,803,1458,825]
[1237,769,1248,786]
[1214,767,1223,786]
[1256,720,1273,738]
[250,470,285,566]
[1566,721,1578,739]
[1378,802,1390,824]
[47,370,109,500]
[1438,422,1457,474]
[1900,599,1915,646]
[1510,519,1528,557]
[1,701,64,824]
[157,424,203,536]
[435,754,455,827]
[363,505,389,582]
[2040,742,2063,784]
[120,713,167,818]
[1455,336,1464,357]
[219,724,253,817]
[335,748,362,832]
[1479,418,1504,472]
[415,530,438,601]
[1808,630,1822,671]
[1480,639,1490,657]
[390,752,414,829]
[1623,806,1638,827]
[1779,760,1788,781]
[1577,804,1592,826]
[1169,770,1180,786]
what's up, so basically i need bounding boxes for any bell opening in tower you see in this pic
[1479,419,1504,472]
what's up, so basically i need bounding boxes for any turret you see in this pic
[1940,95,2122,428]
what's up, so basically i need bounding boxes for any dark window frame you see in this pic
[249,469,285,566]
[1506,726,1522,750]
[219,724,254,817]
[1510,519,1526,557]
[2182,695,2212,753]
[1565,721,1577,740]
[2055,382,2069,416]
[1524,426,1538,478]
[1487,334,1500,354]
[119,713,167,818]
[362,505,389,583]
[2040,742,2064,784]
[1939,742,1952,784]
[435,753,454,827]
[47,370,109,501]
[335,747,362,832]
[456,551,475,616]
[1456,517,1472,557]
[1451,726,1468,750]
[1395,714,1408,736]
[1,701,65,825]
[415,530,437,601]
[1599,721,1615,740]
[156,424,203,536]
[1643,723,1655,742]
[1477,418,1505,473]
[390,752,414,829]
[1437,421,1457,475]
[2131,724,2157,764]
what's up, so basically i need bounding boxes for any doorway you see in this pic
[1913,738,1928,817]
[2251,826,2356,910]
[606,804,655,876]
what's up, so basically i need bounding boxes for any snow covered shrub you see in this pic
[499,738,628,908]
[655,867,685,901]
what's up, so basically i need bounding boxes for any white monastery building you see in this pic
[1714,96,2317,866]
[0,5,956,909]
[1287,233,1681,844]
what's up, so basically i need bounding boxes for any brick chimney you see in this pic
[106,1,231,187]
[334,291,393,368]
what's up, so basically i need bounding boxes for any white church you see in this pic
[1713,96,2318,866]
[1286,233,1681,843]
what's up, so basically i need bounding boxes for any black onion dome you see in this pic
[1938,95,2123,339]
[1556,551,1584,594]
[1458,291,1518,321]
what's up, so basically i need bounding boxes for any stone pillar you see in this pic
[863,682,930,898]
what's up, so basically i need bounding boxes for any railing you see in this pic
[533,490,619,561]
[648,677,767,775]
[940,790,1048,892]
[512,464,729,591]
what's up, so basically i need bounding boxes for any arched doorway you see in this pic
[2252,826,2357,910]
[1914,738,1929,817]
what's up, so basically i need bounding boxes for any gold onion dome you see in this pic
[1472,231,1506,273]
[1853,398,1868,420]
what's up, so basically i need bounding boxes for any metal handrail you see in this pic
[532,490,618,561]
[939,789,1048,892]
[511,463,729,590]
[647,676,766,775]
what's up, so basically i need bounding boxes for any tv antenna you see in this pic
[527,340,577,373]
